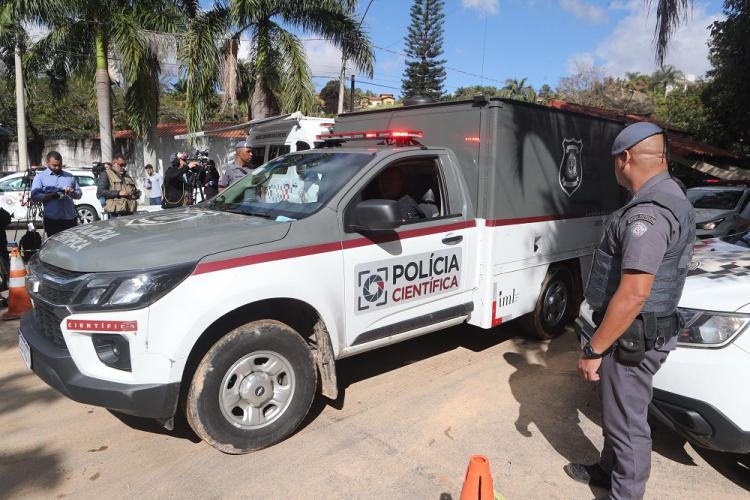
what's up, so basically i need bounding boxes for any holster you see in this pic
[615,311,682,364]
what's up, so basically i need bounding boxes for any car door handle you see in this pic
[442,235,463,245]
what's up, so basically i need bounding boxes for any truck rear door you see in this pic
[338,150,477,350]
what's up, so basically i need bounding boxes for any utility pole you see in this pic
[350,75,355,113]
[14,42,28,171]
[337,0,375,115]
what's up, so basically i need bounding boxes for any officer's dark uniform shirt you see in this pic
[397,194,425,221]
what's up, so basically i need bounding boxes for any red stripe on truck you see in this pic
[486,212,611,227]
[192,220,476,275]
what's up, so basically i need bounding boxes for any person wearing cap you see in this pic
[163,152,199,209]
[218,141,253,192]
[96,154,139,218]
[564,122,695,499]
[144,164,163,205]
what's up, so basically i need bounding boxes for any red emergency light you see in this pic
[316,130,424,141]
[702,179,750,186]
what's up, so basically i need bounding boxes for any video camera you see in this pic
[186,149,212,171]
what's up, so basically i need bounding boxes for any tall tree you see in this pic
[24,0,185,163]
[703,0,749,157]
[498,77,536,103]
[401,0,446,100]
[181,0,374,135]
[647,0,696,66]
[651,64,683,92]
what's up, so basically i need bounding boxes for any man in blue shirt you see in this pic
[30,151,82,237]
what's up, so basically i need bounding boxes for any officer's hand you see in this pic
[577,355,602,381]
[118,189,129,196]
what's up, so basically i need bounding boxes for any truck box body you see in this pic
[334,98,624,328]
[247,116,333,168]
[18,97,628,453]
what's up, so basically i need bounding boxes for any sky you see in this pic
[293,0,726,97]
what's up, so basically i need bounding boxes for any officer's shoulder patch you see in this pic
[627,213,657,225]
[630,221,648,237]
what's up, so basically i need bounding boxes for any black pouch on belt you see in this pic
[615,312,656,364]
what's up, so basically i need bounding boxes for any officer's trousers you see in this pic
[597,337,677,499]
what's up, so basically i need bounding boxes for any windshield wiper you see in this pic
[229,209,271,218]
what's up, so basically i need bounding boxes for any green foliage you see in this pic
[498,77,536,103]
[444,85,500,101]
[317,79,367,116]
[401,0,446,100]
[703,0,750,158]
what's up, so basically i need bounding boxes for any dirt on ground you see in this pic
[1,315,748,499]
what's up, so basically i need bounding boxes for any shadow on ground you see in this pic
[0,446,64,500]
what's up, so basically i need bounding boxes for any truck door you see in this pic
[339,151,476,349]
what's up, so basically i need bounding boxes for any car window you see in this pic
[687,189,744,210]
[0,176,28,192]
[740,191,750,212]
[75,175,96,187]
[251,146,266,168]
[269,145,291,161]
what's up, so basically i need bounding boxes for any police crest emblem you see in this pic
[559,139,583,197]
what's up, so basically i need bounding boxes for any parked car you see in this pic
[687,184,750,238]
[576,234,750,454]
[0,171,16,179]
[0,168,103,224]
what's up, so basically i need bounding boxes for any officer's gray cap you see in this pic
[235,141,251,149]
[611,122,664,155]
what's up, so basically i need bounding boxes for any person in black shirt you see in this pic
[163,152,199,209]
[378,166,424,221]
[200,159,220,200]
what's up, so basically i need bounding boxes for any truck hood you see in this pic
[39,207,291,272]
[680,238,750,312]
[693,208,732,223]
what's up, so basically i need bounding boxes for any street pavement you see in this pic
[1,314,748,499]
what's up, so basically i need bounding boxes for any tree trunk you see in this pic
[95,31,112,162]
[142,59,159,173]
[14,42,28,171]
[250,78,271,119]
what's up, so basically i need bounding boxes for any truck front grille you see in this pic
[38,283,75,305]
[33,302,67,350]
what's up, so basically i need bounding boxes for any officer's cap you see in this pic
[235,141,252,149]
[611,122,664,155]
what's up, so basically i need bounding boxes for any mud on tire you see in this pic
[186,320,317,454]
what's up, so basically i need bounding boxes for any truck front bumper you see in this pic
[20,311,180,419]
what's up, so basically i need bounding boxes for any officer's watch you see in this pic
[582,344,604,359]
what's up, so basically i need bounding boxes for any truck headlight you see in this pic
[696,218,724,230]
[676,308,750,347]
[69,262,195,312]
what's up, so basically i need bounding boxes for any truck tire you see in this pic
[520,266,575,340]
[185,320,317,454]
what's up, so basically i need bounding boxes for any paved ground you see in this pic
[1,315,748,500]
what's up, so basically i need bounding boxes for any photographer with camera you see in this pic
[219,141,253,192]
[163,152,199,209]
[96,155,139,218]
[30,151,82,237]
[201,159,220,199]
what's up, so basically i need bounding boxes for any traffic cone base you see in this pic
[3,247,33,321]
[460,455,494,500]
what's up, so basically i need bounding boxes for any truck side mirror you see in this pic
[348,199,402,232]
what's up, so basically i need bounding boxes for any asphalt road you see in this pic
[1,315,748,499]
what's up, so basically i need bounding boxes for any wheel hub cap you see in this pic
[239,373,273,407]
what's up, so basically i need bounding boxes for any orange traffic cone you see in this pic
[460,455,494,500]
[2,247,33,321]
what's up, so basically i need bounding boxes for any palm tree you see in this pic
[652,64,684,92]
[181,0,374,135]
[24,0,186,163]
[648,0,695,66]
[498,77,536,103]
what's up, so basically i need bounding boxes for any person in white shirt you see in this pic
[145,164,164,205]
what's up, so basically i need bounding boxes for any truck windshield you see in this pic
[210,151,372,220]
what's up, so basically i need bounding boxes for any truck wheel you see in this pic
[520,266,575,340]
[185,320,317,454]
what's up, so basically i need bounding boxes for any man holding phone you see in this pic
[30,151,82,237]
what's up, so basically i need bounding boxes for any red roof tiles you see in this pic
[112,122,247,140]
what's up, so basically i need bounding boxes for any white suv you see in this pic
[0,168,104,225]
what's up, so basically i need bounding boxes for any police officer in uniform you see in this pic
[564,122,695,500]
[219,141,253,191]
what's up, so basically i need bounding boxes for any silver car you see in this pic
[687,185,750,238]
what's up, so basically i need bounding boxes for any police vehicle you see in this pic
[19,97,629,453]
[577,235,750,454]
[687,181,750,238]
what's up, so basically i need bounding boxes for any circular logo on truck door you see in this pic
[362,274,385,302]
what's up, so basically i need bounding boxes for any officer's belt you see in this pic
[591,310,681,350]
